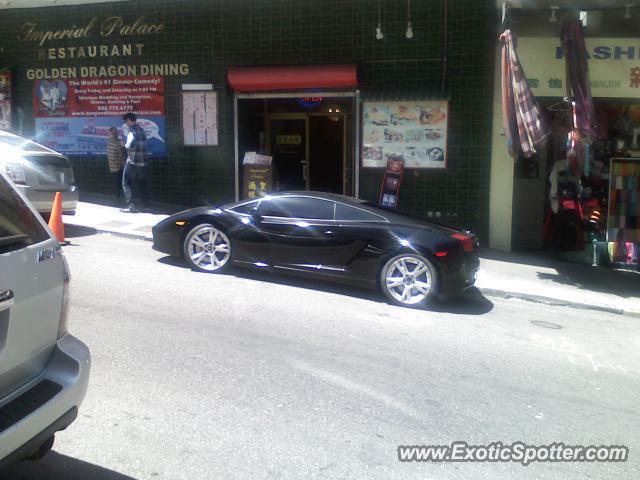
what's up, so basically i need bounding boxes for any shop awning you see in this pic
[227,64,358,92]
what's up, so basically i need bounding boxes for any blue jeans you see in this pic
[122,163,148,207]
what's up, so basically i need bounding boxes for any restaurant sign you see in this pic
[517,37,640,98]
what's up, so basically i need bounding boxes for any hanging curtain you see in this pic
[500,29,550,158]
[562,19,596,175]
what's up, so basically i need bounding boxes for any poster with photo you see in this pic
[362,100,448,169]
[33,76,166,156]
[0,71,11,131]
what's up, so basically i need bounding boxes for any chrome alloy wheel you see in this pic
[185,225,231,272]
[383,256,434,305]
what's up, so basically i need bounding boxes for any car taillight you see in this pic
[58,250,71,338]
[452,233,474,252]
[5,163,26,185]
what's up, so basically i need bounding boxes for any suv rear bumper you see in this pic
[17,186,79,215]
[0,334,91,466]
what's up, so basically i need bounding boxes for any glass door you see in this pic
[268,116,309,191]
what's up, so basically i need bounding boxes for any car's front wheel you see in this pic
[379,253,437,307]
[183,223,232,273]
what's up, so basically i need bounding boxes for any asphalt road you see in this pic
[2,228,639,480]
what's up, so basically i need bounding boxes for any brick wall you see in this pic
[0,0,495,239]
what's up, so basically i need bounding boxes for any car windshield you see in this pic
[0,132,52,153]
[0,175,50,253]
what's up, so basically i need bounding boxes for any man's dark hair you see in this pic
[123,112,137,122]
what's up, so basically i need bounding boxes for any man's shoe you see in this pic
[120,205,138,213]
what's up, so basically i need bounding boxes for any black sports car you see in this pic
[152,192,479,308]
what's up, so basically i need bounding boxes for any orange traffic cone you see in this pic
[48,191,67,244]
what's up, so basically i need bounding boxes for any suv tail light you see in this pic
[5,163,26,185]
[58,249,71,338]
[451,233,475,252]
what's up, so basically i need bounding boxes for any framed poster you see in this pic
[182,91,218,146]
[362,100,448,169]
[0,71,11,131]
[33,76,166,156]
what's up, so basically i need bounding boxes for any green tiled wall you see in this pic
[0,0,495,238]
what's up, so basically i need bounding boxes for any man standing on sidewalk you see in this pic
[106,127,125,203]
[121,112,149,213]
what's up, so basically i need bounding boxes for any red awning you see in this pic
[227,64,358,92]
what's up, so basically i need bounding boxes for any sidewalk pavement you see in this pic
[62,199,640,318]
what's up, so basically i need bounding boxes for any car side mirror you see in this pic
[250,209,262,222]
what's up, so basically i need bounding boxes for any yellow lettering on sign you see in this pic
[276,135,302,145]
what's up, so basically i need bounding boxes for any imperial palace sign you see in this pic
[17,16,190,79]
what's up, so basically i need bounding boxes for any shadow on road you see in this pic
[64,224,99,239]
[0,452,137,480]
[428,288,494,315]
[157,255,189,268]
[157,256,494,315]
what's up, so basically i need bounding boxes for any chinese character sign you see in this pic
[518,37,640,98]
[0,71,11,131]
[243,165,273,199]
[33,76,166,156]
[630,67,640,88]
[362,100,448,169]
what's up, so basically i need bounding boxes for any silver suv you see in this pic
[0,131,78,216]
[0,170,90,467]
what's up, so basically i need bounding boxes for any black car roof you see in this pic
[278,191,370,205]
[222,192,466,234]
[225,191,370,209]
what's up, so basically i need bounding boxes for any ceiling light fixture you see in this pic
[624,4,633,19]
[549,6,559,23]
[376,0,384,40]
[406,0,414,39]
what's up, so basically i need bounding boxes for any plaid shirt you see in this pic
[500,30,550,158]
[106,136,124,173]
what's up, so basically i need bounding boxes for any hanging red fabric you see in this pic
[561,20,596,176]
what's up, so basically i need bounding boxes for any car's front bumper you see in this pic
[17,185,79,215]
[152,221,184,258]
[0,334,91,466]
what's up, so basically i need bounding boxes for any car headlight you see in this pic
[5,162,26,185]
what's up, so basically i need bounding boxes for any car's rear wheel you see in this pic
[183,223,232,273]
[379,253,437,307]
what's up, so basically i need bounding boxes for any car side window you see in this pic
[0,175,49,253]
[335,203,386,222]
[229,200,260,215]
[259,197,335,220]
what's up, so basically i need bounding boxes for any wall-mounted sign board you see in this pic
[362,100,448,169]
[182,90,218,146]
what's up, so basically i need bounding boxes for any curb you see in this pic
[478,288,640,318]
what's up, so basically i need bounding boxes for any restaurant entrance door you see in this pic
[268,116,308,191]
[235,92,358,200]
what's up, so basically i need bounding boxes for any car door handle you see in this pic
[0,290,14,311]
